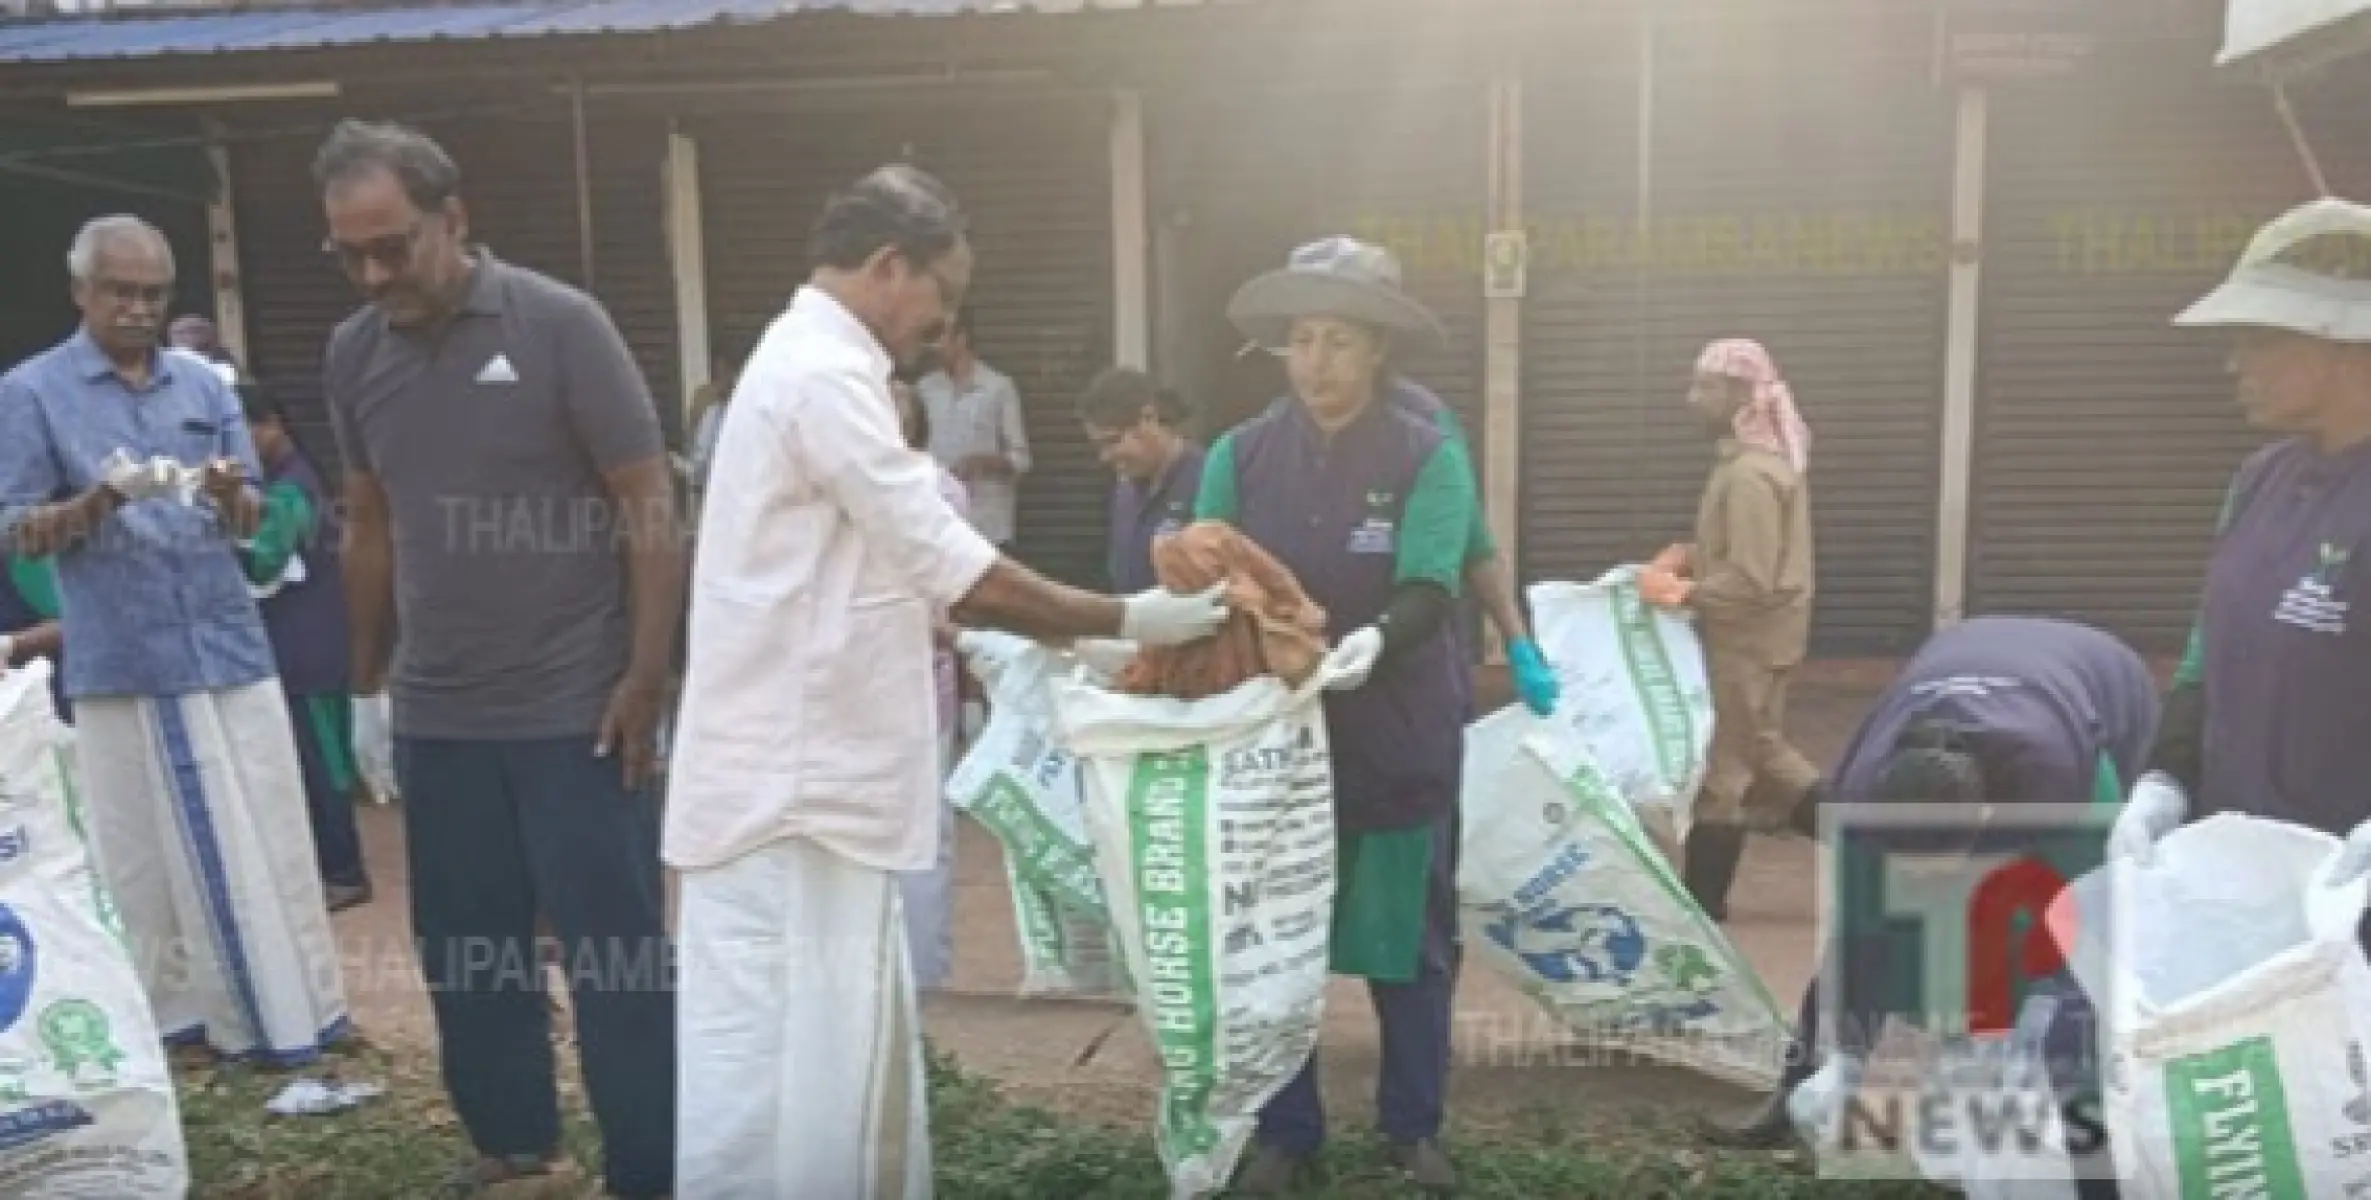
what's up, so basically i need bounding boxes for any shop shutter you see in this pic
[691,93,1112,586]
[1521,6,1952,655]
[234,107,679,478]
[1966,35,2371,651]
[1148,80,1487,462]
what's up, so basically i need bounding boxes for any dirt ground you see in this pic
[325,662,1896,1135]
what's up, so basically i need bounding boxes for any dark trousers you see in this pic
[396,735,677,1198]
[1259,813,1462,1153]
[285,692,368,890]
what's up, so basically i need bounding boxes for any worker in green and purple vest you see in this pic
[237,382,372,911]
[1208,237,1480,1195]
[2112,200,2371,880]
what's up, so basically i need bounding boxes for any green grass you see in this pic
[175,1041,1947,1198]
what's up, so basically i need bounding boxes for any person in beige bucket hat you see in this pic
[1230,237,1564,720]
[2113,194,2371,878]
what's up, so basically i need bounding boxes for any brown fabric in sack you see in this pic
[1116,521,1329,699]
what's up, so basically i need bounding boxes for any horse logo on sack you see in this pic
[1482,903,1648,986]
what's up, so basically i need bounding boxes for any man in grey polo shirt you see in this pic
[316,120,679,1198]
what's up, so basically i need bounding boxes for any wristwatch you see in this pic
[0,634,15,666]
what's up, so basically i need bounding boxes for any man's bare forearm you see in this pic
[952,558,1127,642]
[7,488,120,558]
[215,487,262,541]
[345,537,395,692]
[5,622,60,663]
[615,481,686,684]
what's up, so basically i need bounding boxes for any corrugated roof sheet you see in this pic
[0,0,1211,64]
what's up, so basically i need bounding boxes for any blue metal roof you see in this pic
[0,0,1203,65]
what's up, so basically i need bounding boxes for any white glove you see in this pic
[1321,627,1384,692]
[99,449,181,504]
[1118,583,1228,648]
[351,693,399,804]
[2107,771,2187,868]
[2329,819,2371,888]
[1069,638,1139,680]
[1786,1054,1867,1148]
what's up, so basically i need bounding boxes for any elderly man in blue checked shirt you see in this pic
[0,215,349,1066]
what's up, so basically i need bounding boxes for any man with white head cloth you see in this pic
[0,215,349,1065]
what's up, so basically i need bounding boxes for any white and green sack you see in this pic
[1459,711,1787,1090]
[1052,668,1340,1200]
[0,661,187,1197]
[1527,569,1713,838]
[949,633,1123,997]
[2060,813,2371,1198]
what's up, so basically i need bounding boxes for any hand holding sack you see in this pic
[1636,564,1694,610]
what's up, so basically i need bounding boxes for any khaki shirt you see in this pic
[1690,439,1815,667]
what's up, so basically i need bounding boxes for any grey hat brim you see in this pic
[1226,271,1447,350]
[2173,265,2371,343]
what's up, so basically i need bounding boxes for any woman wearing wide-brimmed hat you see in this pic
[2110,198,2371,872]
[1197,236,1508,1194]
[1231,239,1561,723]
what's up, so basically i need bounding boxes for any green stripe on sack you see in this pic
[54,748,126,947]
[1608,577,1697,792]
[970,776,1108,918]
[2165,1036,2305,1200]
[1562,755,1786,1025]
[1126,747,1221,1167]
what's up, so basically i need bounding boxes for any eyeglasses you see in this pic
[324,220,429,275]
[93,279,171,308]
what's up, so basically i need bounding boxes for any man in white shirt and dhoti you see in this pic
[667,163,1228,1197]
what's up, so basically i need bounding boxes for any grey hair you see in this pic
[67,214,172,282]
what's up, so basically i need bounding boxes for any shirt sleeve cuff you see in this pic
[923,524,1001,609]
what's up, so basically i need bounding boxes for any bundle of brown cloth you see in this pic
[1115,521,1329,699]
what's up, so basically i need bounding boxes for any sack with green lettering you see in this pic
[1526,570,1713,840]
[948,633,1123,998]
[1051,666,1340,1200]
[2058,813,2371,1198]
[0,661,187,1198]
[1458,709,1786,1091]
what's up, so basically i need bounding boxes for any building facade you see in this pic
[1,0,2364,652]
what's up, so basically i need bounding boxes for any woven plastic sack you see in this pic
[948,633,1123,998]
[2057,813,2371,1198]
[1458,711,1786,1090]
[0,661,188,1197]
[1051,661,1344,1199]
[1527,567,1714,840]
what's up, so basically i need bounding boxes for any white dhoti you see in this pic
[75,678,351,1063]
[679,836,932,1199]
[897,724,960,992]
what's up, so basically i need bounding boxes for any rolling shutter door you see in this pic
[234,108,679,478]
[1151,82,1486,459]
[692,95,1111,585]
[1966,38,2371,650]
[1521,7,1951,655]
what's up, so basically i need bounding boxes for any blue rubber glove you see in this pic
[1508,637,1560,716]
